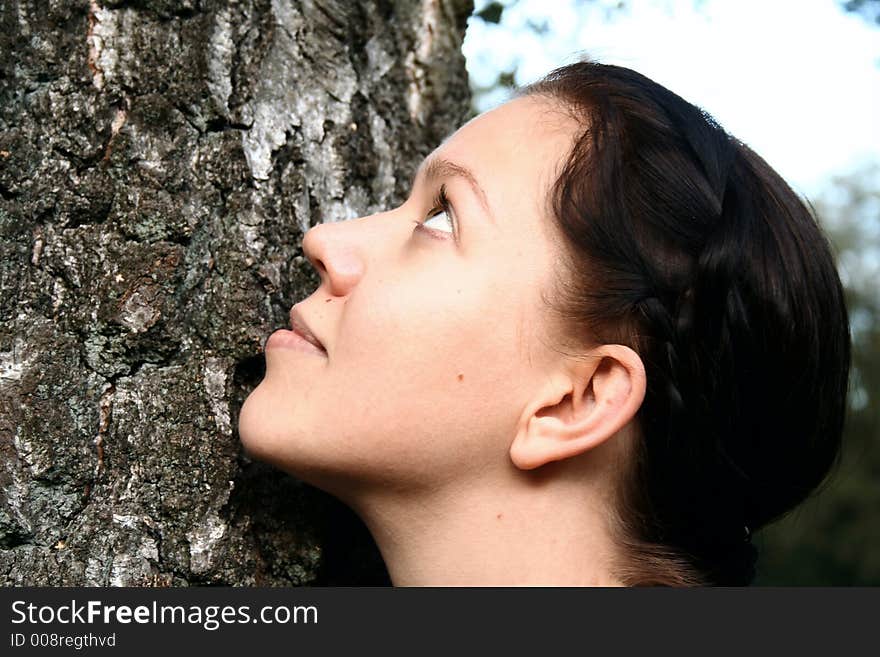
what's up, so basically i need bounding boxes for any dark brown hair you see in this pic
[519,61,852,585]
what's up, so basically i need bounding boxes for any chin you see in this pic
[236,384,330,482]
[237,383,280,464]
[236,383,404,503]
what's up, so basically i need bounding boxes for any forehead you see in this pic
[444,94,576,162]
[435,95,578,227]
[455,94,575,142]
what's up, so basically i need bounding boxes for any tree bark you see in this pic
[0,0,472,585]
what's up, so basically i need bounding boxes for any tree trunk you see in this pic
[0,0,472,585]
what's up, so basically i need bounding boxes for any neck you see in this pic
[347,464,624,587]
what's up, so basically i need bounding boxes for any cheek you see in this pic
[341,267,509,365]
[335,269,531,426]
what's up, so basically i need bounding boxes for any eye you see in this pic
[424,208,453,234]
[413,184,458,241]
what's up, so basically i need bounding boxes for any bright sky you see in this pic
[463,0,880,197]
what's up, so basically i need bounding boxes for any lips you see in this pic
[289,305,326,353]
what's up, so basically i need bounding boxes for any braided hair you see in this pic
[520,62,851,586]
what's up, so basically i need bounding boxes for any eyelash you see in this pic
[412,184,457,242]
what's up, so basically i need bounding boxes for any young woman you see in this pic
[238,61,851,586]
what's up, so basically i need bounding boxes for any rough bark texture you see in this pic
[0,0,472,585]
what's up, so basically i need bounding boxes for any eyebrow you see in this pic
[416,156,496,225]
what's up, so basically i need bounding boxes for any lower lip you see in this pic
[265,329,327,356]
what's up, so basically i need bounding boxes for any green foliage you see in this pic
[475,1,505,24]
[497,70,517,88]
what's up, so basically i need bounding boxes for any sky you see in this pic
[463,0,880,198]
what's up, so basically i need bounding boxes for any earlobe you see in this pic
[509,345,646,471]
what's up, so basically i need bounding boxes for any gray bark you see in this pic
[0,0,472,585]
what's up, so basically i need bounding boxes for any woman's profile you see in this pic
[238,60,851,586]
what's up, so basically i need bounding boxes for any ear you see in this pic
[509,345,647,470]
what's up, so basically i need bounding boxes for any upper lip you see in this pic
[289,305,326,352]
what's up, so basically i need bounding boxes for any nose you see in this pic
[301,220,367,298]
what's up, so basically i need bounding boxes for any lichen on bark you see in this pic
[0,0,473,585]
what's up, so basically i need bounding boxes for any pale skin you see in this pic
[238,95,648,586]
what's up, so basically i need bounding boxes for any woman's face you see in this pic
[238,95,579,501]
